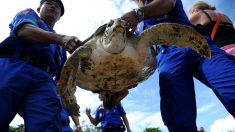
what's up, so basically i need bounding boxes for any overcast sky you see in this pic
[1,0,235,132]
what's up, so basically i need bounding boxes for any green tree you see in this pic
[77,124,101,132]
[144,127,161,132]
[9,124,24,132]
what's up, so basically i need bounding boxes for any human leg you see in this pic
[21,66,62,131]
[157,47,198,132]
[195,43,235,117]
[0,58,30,131]
[59,96,73,132]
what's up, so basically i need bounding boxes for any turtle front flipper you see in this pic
[137,23,211,58]
[100,90,128,109]
[57,46,92,115]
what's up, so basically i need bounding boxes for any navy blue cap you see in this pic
[40,0,64,16]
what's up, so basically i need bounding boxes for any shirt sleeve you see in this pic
[9,8,39,35]
[95,107,105,122]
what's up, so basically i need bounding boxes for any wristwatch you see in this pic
[134,8,144,22]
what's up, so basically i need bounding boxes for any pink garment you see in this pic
[221,44,235,57]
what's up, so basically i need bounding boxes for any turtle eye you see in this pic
[108,20,114,27]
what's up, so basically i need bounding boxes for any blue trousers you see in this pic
[61,125,73,132]
[58,96,73,132]
[157,37,235,132]
[0,58,62,132]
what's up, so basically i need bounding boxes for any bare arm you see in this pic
[85,108,99,126]
[18,24,81,53]
[121,0,176,33]
[122,114,131,132]
[71,115,82,132]
[189,11,205,26]
[140,0,176,19]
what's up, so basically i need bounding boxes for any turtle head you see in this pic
[102,18,127,54]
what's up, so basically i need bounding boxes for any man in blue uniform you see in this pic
[86,102,131,132]
[0,0,81,131]
[121,0,235,131]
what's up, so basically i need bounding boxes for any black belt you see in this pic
[104,124,125,131]
[0,51,52,73]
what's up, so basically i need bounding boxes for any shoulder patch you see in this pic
[20,8,32,14]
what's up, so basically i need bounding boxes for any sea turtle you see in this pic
[57,18,211,115]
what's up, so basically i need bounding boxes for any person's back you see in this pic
[189,1,235,55]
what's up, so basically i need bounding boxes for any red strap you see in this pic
[211,13,222,40]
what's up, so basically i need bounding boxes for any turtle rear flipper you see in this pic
[100,90,128,109]
[137,23,211,58]
[61,95,80,116]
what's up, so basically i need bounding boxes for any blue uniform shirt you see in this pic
[95,103,126,128]
[0,8,67,77]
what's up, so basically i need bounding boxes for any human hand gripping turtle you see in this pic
[58,35,82,53]
[57,18,211,115]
